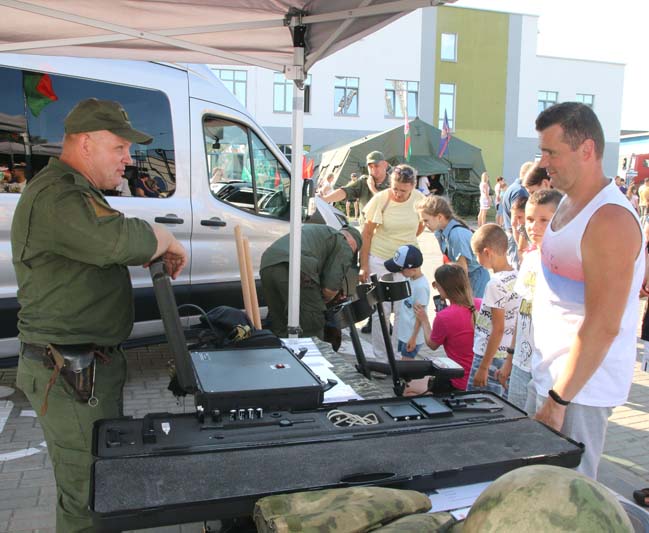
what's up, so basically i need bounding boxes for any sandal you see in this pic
[633,488,649,507]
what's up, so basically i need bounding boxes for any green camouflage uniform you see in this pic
[254,486,453,533]
[454,464,633,532]
[260,225,358,338]
[341,169,391,223]
[11,157,157,533]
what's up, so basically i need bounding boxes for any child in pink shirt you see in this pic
[415,263,480,390]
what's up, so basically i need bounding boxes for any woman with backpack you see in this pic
[416,195,490,298]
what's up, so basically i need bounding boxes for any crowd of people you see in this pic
[307,102,645,485]
[9,94,647,531]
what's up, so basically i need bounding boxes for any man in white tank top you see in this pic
[528,102,644,478]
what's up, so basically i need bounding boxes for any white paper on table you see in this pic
[427,481,492,513]
[281,338,321,358]
[302,355,333,369]
[20,409,37,417]
[312,365,348,389]
[324,384,363,403]
[450,507,471,521]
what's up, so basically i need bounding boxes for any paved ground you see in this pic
[1,228,649,531]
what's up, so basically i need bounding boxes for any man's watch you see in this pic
[548,389,570,406]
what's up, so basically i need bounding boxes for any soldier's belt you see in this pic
[21,342,111,415]
[21,343,54,367]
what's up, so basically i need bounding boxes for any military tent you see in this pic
[315,118,485,211]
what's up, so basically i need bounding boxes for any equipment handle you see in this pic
[321,378,338,392]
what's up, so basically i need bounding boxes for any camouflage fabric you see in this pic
[371,512,456,532]
[454,465,633,532]
[254,486,431,533]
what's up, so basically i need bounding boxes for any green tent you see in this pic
[315,118,485,211]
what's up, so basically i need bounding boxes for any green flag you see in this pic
[23,72,58,117]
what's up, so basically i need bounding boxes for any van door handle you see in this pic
[155,215,184,224]
[200,217,227,227]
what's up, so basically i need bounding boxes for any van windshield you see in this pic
[204,117,290,219]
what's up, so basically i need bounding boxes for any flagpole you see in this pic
[20,72,34,181]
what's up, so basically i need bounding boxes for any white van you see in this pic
[0,54,343,360]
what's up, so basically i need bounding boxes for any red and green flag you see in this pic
[404,115,411,162]
[23,72,58,117]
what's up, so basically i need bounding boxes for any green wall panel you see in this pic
[435,7,509,177]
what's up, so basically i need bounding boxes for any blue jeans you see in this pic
[397,340,422,359]
[508,365,531,411]
[467,353,508,398]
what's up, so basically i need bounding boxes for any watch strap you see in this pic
[548,388,570,406]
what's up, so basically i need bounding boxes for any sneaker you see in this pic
[361,319,372,334]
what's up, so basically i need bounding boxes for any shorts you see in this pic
[397,340,422,359]
[467,353,508,398]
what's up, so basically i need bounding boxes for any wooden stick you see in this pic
[234,225,254,325]
[243,236,262,329]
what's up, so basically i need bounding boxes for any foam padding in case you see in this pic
[93,417,580,516]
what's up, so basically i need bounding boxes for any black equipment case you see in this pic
[90,392,583,532]
[149,260,331,413]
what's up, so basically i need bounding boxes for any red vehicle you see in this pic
[624,153,649,186]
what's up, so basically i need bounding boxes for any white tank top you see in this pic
[531,180,645,407]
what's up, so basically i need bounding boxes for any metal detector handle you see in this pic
[370,274,403,395]
[149,259,197,394]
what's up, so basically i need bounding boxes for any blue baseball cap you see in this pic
[384,245,423,272]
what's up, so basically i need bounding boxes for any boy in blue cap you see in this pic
[384,245,430,359]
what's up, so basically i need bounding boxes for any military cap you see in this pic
[64,98,153,145]
[341,225,362,251]
[366,151,385,164]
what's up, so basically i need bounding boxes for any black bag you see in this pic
[196,306,281,349]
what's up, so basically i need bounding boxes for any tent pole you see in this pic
[287,23,306,339]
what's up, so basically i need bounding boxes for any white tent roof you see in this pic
[0,0,455,74]
[0,0,456,336]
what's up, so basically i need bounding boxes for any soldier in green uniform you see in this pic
[321,151,391,223]
[11,98,187,533]
[260,224,362,339]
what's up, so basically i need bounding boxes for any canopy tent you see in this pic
[316,117,485,200]
[0,0,456,336]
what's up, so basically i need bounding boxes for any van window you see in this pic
[204,117,290,219]
[0,66,175,198]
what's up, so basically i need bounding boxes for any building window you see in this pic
[438,83,455,130]
[538,90,558,113]
[576,93,594,108]
[273,73,311,113]
[277,144,312,163]
[213,69,247,107]
[384,80,418,118]
[440,33,457,62]
[334,76,359,116]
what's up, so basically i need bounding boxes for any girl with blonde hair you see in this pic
[416,195,490,297]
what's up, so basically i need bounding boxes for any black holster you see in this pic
[48,344,96,402]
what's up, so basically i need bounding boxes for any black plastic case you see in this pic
[90,392,583,532]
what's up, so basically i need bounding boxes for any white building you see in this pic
[211,5,624,179]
